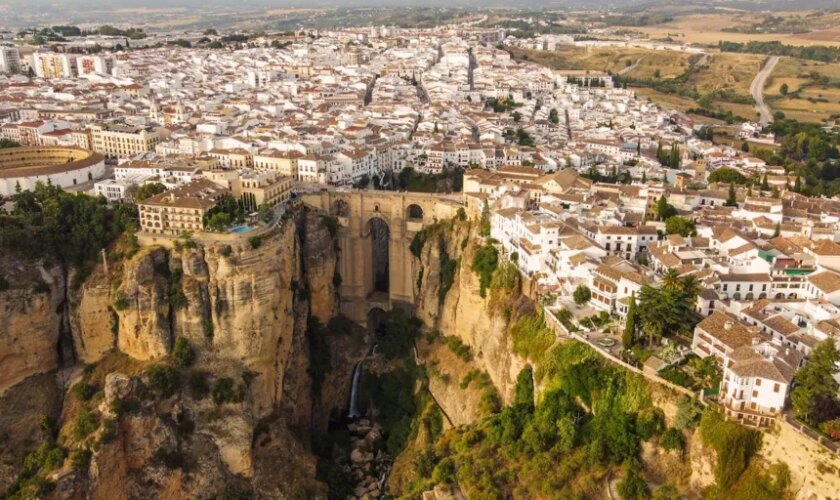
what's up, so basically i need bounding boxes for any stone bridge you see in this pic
[300,190,463,325]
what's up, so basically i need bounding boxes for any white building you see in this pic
[719,341,802,426]
[32,52,77,78]
[0,46,21,74]
[76,55,116,76]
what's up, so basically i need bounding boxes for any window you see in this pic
[755,379,761,386]
[773,383,780,393]
[752,390,758,398]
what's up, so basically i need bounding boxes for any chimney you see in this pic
[751,336,760,346]
[724,321,733,330]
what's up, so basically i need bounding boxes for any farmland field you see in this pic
[632,13,840,48]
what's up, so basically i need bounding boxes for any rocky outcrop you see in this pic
[69,268,117,364]
[0,208,342,497]
[413,221,526,403]
[0,259,65,393]
[114,247,172,361]
[301,209,338,324]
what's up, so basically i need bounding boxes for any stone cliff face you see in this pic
[413,220,526,404]
[114,247,173,361]
[63,209,340,420]
[0,259,66,393]
[0,208,342,497]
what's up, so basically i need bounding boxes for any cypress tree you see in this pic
[623,294,638,349]
[726,182,738,207]
[761,173,770,191]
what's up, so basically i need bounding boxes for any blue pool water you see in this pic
[231,225,253,233]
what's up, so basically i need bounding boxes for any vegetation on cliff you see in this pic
[397,339,661,498]
[698,409,791,499]
[0,182,137,271]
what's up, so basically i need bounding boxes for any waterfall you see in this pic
[348,361,363,418]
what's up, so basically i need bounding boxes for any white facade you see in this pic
[0,46,21,74]
[0,158,106,196]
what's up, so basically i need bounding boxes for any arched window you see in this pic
[407,204,424,221]
[332,199,349,217]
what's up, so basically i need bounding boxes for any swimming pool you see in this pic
[230,225,253,233]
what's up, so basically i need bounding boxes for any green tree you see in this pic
[664,216,696,237]
[172,336,195,367]
[135,182,167,201]
[623,294,638,348]
[617,461,650,500]
[725,182,738,207]
[761,173,770,191]
[661,268,682,292]
[479,199,491,237]
[655,195,676,221]
[791,340,840,424]
[637,273,699,346]
[548,108,559,124]
[573,284,591,305]
[258,204,274,223]
[708,167,746,185]
[471,244,499,298]
[207,212,231,231]
[514,366,535,411]
[779,83,789,95]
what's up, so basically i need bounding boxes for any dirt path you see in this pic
[618,57,643,76]
[750,56,780,126]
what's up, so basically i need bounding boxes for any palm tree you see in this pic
[638,285,667,346]
[679,275,701,301]
[661,268,681,291]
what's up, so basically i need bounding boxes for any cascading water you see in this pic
[348,361,363,418]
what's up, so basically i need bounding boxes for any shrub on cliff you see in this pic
[72,408,99,441]
[212,378,238,405]
[188,370,210,400]
[699,408,762,491]
[617,461,650,500]
[510,313,554,363]
[471,244,498,298]
[514,366,535,411]
[172,336,195,367]
[146,365,180,398]
[659,428,684,453]
[443,335,472,362]
[72,382,96,402]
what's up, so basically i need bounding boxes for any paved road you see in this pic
[750,56,780,126]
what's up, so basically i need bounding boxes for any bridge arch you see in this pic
[367,307,386,334]
[300,190,464,325]
[367,217,390,294]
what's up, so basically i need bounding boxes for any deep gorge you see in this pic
[1,207,839,499]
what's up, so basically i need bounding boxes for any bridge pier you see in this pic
[300,190,462,326]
